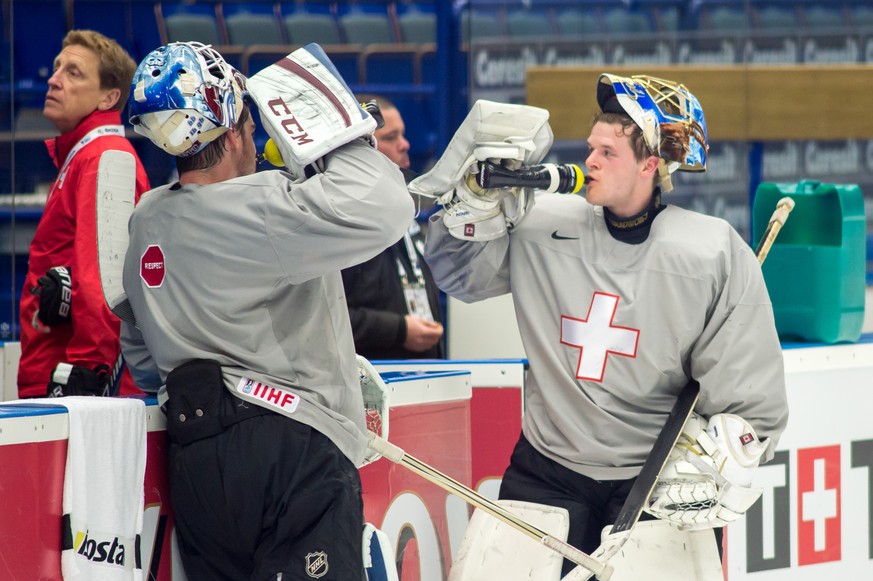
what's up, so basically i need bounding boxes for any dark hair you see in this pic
[176,104,251,174]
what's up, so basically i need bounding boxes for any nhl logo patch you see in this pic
[305,551,329,579]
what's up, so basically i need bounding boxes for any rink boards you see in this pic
[1,345,872,580]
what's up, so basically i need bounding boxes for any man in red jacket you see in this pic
[18,30,150,398]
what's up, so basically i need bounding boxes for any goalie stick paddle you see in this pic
[96,149,137,327]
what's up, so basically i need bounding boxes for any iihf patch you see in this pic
[305,551,329,579]
[234,377,300,413]
[739,432,755,446]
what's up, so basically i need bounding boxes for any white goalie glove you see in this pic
[438,177,535,242]
[247,43,377,178]
[409,100,553,241]
[646,412,769,530]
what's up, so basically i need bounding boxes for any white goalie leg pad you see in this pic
[247,42,377,178]
[598,521,723,581]
[408,100,553,199]
[363,523,399,581]
[448,500,568,581]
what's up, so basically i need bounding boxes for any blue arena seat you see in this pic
[338,10,394,45]
[603,7,654,35]
[852,5,873,28]
[222,3,284,46]
[158,2,224,45]
[505,8,553,39]
[396,7,436,45]
[283,12,341,46]
[698,5,749,32]
[461,8,504,42]
[554,8,602,38]
[802,5,846,30]
[753,6,798,32]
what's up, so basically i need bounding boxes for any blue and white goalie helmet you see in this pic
[129,42,248,157]
[596,74,708,176]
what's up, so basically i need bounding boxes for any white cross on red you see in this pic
[560,292,640,382]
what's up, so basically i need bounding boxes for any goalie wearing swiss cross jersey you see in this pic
[120,42,412,580]
[423,75,788,576]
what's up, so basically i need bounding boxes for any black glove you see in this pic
[46,363,111,397]
[31,266,73,327]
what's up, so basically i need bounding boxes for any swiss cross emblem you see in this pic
[140,245,165,288]
[560,292,640,382]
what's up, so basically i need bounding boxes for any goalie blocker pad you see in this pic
[247,43,377,178]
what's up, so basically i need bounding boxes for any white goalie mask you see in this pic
[129,42,249,157]
[596,74,708,191]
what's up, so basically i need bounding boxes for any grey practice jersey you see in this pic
[121,140,413,466]
[425,193,789,480]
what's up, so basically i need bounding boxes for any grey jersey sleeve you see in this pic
[120,321,162,393]
[690,231,789,462]
[423,212,512,303]
[266,139,414,284]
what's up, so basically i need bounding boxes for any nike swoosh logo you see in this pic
[551,230,579,240]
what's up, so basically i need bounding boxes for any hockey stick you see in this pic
[754,196,795,266]
[564,197,796,581]
[367,432,612,579]
[96,150,138,327]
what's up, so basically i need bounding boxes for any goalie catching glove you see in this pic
[646,412,769,530]
[409,100,553,241]
[438,175,534,242]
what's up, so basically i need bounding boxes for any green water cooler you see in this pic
[752,180,866,344]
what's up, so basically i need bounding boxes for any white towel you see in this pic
[7,397,147,580]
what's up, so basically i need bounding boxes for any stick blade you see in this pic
[96,150,136,322]
[613,381,700,534]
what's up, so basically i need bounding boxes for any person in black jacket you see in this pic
[341,96,444,360]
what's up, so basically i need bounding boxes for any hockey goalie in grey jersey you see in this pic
[421,76,788,577]
[121,42,412,580]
